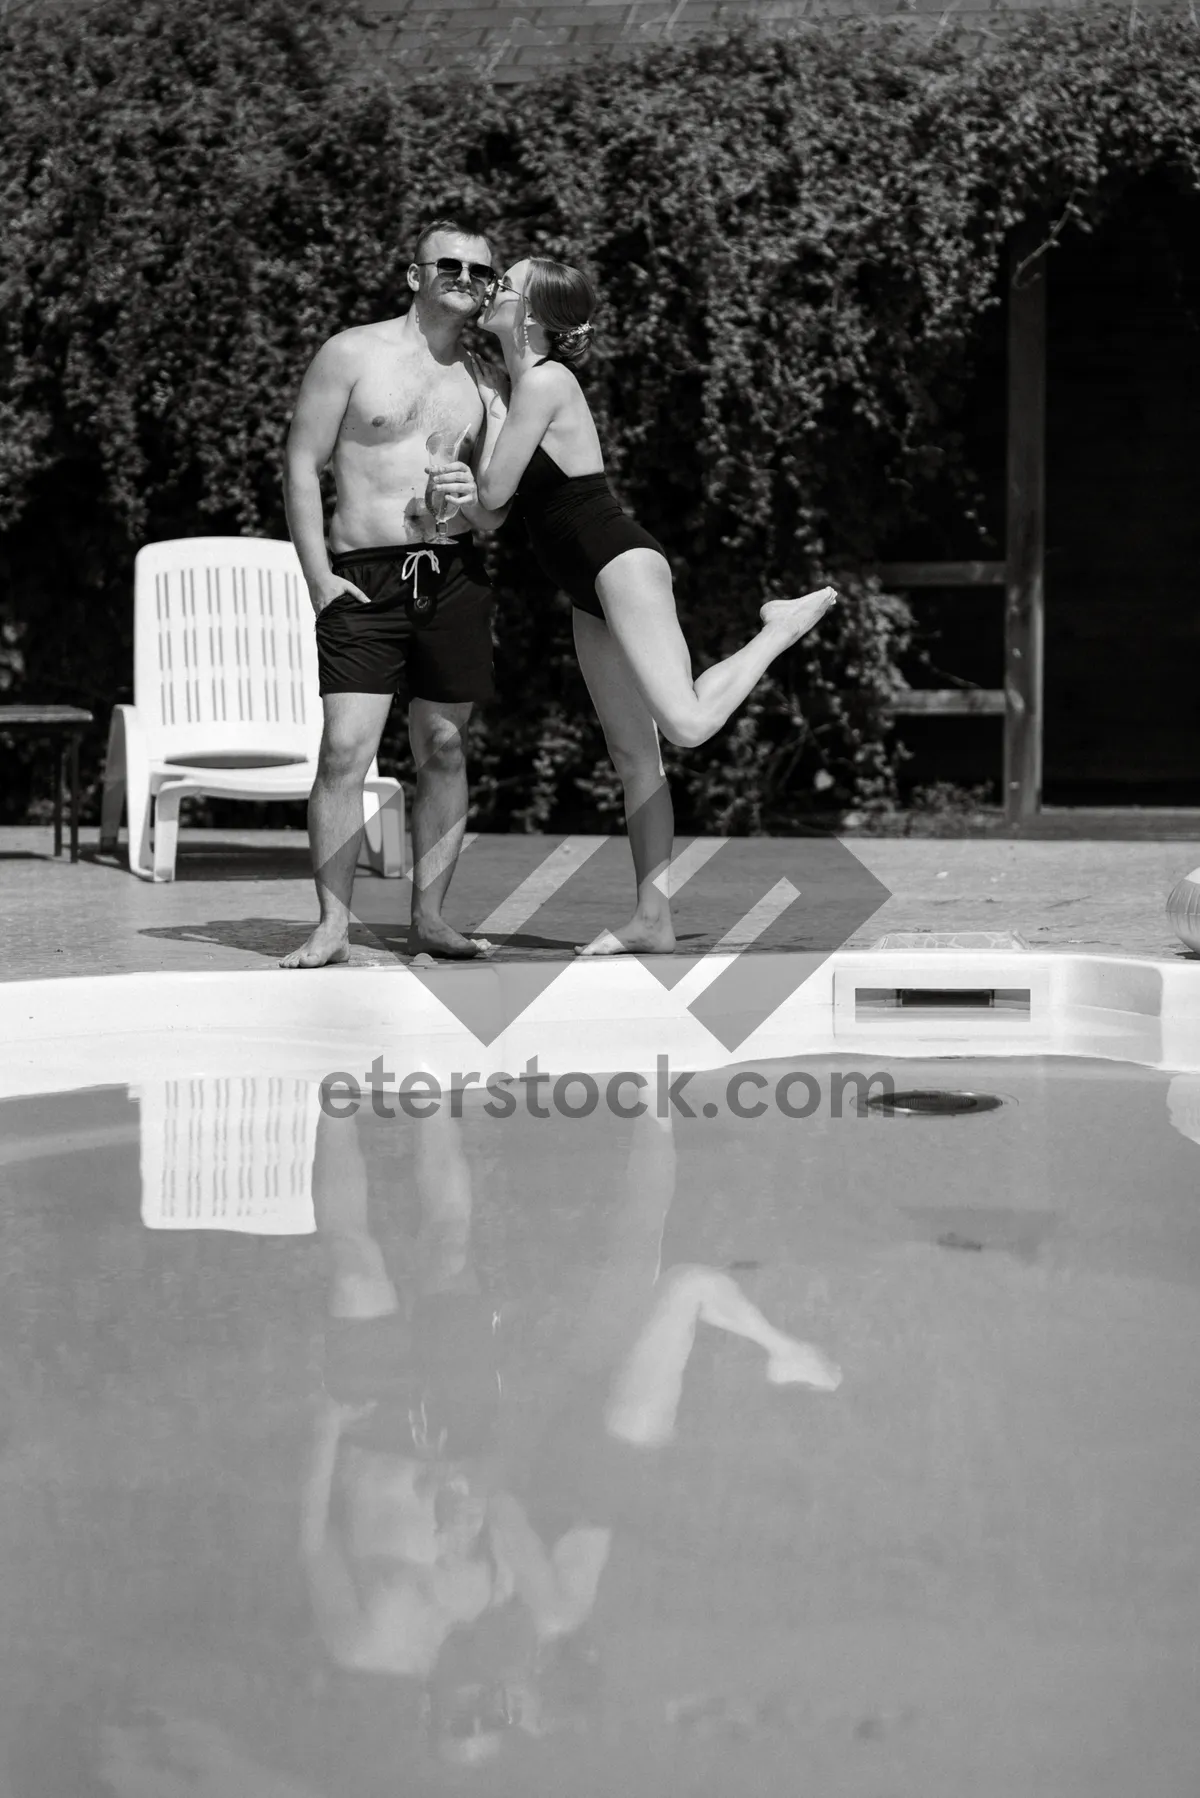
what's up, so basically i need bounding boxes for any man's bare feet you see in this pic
[576,916,677,956]
[279,922,351,969]
[765,1337,842,1392]
[411,914,494,959]
[760,586,838,648]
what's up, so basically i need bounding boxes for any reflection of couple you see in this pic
[282,218,838,970]
[302,1099,840,1769]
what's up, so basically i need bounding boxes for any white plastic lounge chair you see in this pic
[99,536,405,881]
[135,1075,318,1235]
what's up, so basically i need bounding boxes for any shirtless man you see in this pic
[281,219,509,969]
[302,1101,506,1686]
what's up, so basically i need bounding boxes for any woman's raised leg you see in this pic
[594,549,835,750]
[572,605,676,956]
[603,1264,843,1449]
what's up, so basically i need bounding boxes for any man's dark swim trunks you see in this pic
[316,538,495,704]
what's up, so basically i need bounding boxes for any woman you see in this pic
[472,257,837,956]
[432,1106,842,1766]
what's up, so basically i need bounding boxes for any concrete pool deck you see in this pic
[1,826,1197,983]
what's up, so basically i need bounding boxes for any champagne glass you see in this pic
[425,426,467,545]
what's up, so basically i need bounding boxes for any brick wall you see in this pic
[14,0,1168,83]
[360,0,808,83]
[354,0,1124,82]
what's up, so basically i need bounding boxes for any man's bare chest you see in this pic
[343,356,483,450]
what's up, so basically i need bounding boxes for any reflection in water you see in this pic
[303,1098,504,1711]
[99,1711,325,1798]
[6,1060,1200,1792]
[136,1077,317,1235]
[1167,1073,1200,1149]
[305,1097,841,1770]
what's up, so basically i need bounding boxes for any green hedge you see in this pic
[1,0,1198,830]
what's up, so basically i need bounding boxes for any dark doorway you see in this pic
[1044,174,1200,805]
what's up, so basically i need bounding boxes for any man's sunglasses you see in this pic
[415,257,497,286]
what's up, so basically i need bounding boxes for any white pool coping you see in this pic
[1,949,1199,1098]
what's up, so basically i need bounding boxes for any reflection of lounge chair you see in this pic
[99,536,405,881]
[135,1076,318,1234]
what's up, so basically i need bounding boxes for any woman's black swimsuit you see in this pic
[518,443,666,621]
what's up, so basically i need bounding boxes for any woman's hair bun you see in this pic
[548,320,594,367]
[527,259,597,367]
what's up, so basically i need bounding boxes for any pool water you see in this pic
[2,1055,1200,1797]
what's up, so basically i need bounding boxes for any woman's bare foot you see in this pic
[577,915,677,956]
[411,913,494,959]
[760,586,838,648]
[279,922,351,969]
[765,1337,842,1391]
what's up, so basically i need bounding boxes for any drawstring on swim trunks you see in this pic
[401,547,441,614]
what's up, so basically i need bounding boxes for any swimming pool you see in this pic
[2,954,1199,1795]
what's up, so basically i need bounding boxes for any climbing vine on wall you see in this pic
[1,0,1197,825]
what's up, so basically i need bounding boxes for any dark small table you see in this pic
[0,705,94,862]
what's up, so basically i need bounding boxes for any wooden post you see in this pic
[1004,223,1047,823]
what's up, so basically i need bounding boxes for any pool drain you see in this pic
[863,1089,1005,1117]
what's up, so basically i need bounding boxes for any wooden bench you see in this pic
[0,705,94,862]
